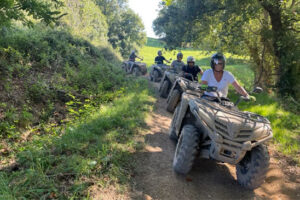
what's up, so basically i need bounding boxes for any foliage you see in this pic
[59,0,109,46]
[95,0,146,57]
[0,0,65,27]
[0,26,124,139]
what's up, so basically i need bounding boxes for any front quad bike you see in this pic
[122,61,147,76]
[166,74,202,113]
[158,69,178,98]
[169,86,273,189]
[149,64,170,82]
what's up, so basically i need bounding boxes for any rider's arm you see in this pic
[232,81,249,97]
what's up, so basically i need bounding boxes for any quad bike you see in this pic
[166,73,202,113]
[158,69,179,98]
[149,59,172,82]
[122,60,147,76]
[169,86,273,189]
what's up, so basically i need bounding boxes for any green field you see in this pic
[140,38,300,163]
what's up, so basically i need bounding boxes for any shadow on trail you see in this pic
[131,132,257,200]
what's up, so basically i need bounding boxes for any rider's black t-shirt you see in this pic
[182,65,202,81]
[129,53,137,61]
[155,56,166,64]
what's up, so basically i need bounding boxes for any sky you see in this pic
[128,0,161,38]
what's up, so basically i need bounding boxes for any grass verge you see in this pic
[0,78,154,199]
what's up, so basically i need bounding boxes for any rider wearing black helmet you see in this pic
[201,52,249,98]
[171,52,185,73]
[182,56,203,81]
[155,50,170,65]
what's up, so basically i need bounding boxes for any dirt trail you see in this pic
[131,81,299,200]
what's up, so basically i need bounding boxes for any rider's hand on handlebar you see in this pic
[200,85,208,90]
[249,95,256,102]
[242,95,256,102]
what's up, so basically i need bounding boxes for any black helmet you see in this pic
[177,52,183,59]
[211,53,226,70]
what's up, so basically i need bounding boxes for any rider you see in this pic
[128,50,142,71]
[155,50,170,65]
[201,53,250,98]
[129,50,142,62]
[182,56,203,81]
[171,52,185,73]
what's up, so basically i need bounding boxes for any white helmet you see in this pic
[131,50,135,54]
[187,56,195,63]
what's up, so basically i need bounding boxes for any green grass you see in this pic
[0,78,154,199]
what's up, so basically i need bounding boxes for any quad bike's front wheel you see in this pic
[173,124,200,174]
[167,89,181,113]
[153,70,159,82]
[160,80,169,98]
[133,67,141,76]
[236,144,270,189]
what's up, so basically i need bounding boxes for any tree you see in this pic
[0,0,64,27]
[95,0,146,57]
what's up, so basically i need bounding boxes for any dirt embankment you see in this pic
[130,81,299,200]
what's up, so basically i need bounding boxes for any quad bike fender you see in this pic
[173,93,194,137]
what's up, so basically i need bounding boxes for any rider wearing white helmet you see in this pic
[182,56,203,81]
[201,53,249,98]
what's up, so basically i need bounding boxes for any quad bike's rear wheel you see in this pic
[153,70,159,82]
[236,144,270,189]
[133,67,141,76]
[167,89,181,113]
[169,103,180,141]
[160,80,169,98]
[173,124,200,174]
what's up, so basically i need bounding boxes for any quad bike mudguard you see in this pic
[172,93,273,165]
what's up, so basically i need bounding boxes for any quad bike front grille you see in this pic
[215,120,253,141]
